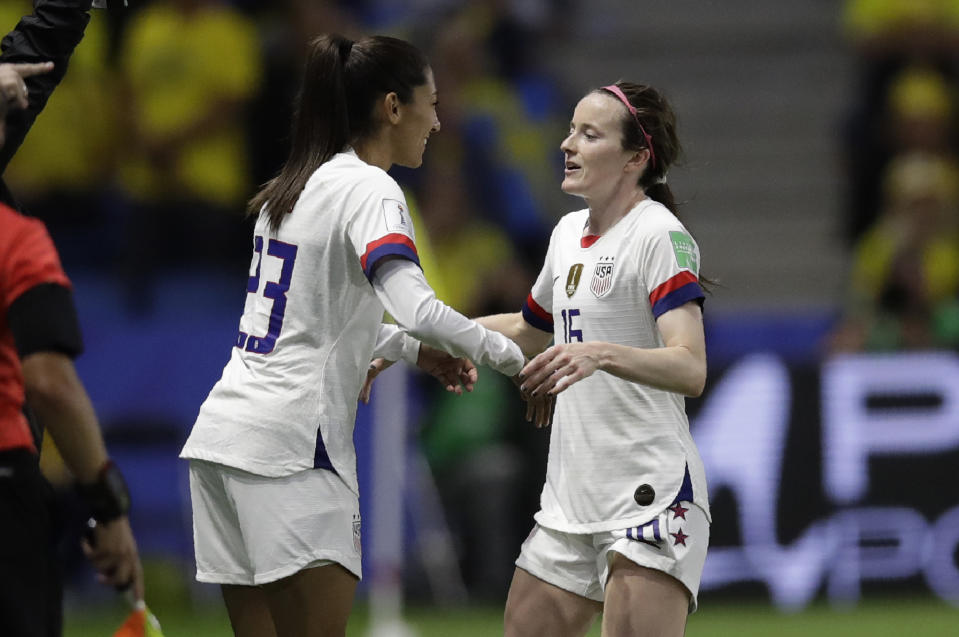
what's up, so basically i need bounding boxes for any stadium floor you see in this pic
[63,596,956,636]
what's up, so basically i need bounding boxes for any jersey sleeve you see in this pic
[521,227,556,333]
[643,225,705,319]
[346,174,421,283]
[1,213,71,309]
[0,0,92,173]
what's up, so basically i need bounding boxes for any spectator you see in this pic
[841,0,959,242]
[117,0,262,309]
[831,152,959,351]
[0,0,118,267]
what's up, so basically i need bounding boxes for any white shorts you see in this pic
[515,502,709,613]
[189,460,362,586]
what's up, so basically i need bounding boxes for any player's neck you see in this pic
[585,187,646,236]
[353,135,393,171]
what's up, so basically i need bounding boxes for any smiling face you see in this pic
[560,92,640,200]
[392,67,440,168]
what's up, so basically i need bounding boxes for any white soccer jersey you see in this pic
[522,199,711,533]
[181,149,521,495]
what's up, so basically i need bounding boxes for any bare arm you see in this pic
[476,312,553,358]
[520,301,706,398]
[21,351,107,482]
[21,351,144,599]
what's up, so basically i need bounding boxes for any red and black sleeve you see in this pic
[2,211,83,358]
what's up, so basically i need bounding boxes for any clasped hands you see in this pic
[363,342,600,430]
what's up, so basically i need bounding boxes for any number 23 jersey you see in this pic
[523,199,711,533]
[181,150,420,494]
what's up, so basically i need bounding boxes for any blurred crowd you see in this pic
[831,0,959,352]
[2,0,575,602]
[1,0,572,300]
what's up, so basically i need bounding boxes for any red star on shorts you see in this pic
[669,502,689,520]
[670,528,689,546]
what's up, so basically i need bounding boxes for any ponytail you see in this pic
[598,81,716,290]
[644,181,679,218]
[249,34,429,233]
[249,35,353,232]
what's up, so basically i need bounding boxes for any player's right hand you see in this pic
[0,61,54,110]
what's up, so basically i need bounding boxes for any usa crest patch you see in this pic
[590,257,615,298]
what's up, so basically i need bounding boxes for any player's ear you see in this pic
[384,92,401,125]
[624,149,650,173]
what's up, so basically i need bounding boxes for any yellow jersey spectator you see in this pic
[118,0,261,209]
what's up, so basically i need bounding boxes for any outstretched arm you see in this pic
[476,312,553,359]
[371,259,524,377]
[0,0,94,172]
[520,301,706,398]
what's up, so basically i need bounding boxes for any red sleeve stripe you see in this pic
[649,271,704,318]
[649,271,699,306]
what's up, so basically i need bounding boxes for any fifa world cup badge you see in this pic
[590,256,615,298]
[566,263,584,297]
[382,199,413,237]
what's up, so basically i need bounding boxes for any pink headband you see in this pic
[602,84,656,168]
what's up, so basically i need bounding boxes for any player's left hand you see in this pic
[519,342,600,396]
[359,358,394,404]
[416,344,476,395]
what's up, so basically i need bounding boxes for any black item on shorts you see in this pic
[0,448,63,637]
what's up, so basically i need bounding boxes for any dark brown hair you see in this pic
[596,82,682,213]
[599,82,716,289]
[249,34,430,232]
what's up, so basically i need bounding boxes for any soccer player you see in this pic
[179,34,525,637]
[477,82,711,637]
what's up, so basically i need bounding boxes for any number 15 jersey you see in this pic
[522,199,711,533]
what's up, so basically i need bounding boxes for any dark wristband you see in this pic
[76,460,131,524]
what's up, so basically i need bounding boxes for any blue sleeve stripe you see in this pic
[522,304,553,333]
[651,281,704,319]
[363,244,421,281]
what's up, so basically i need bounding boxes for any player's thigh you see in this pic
[601,553,688,637]
[221,584,276,637]
[505,567,601,637]
[263,562,358,637]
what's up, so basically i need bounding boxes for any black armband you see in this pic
[76,460,131,524]
[7,283,83,359]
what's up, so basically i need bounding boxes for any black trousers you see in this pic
[0,449,62,637]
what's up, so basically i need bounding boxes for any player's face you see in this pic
[560,92,636,198]
[394,67,440,169]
